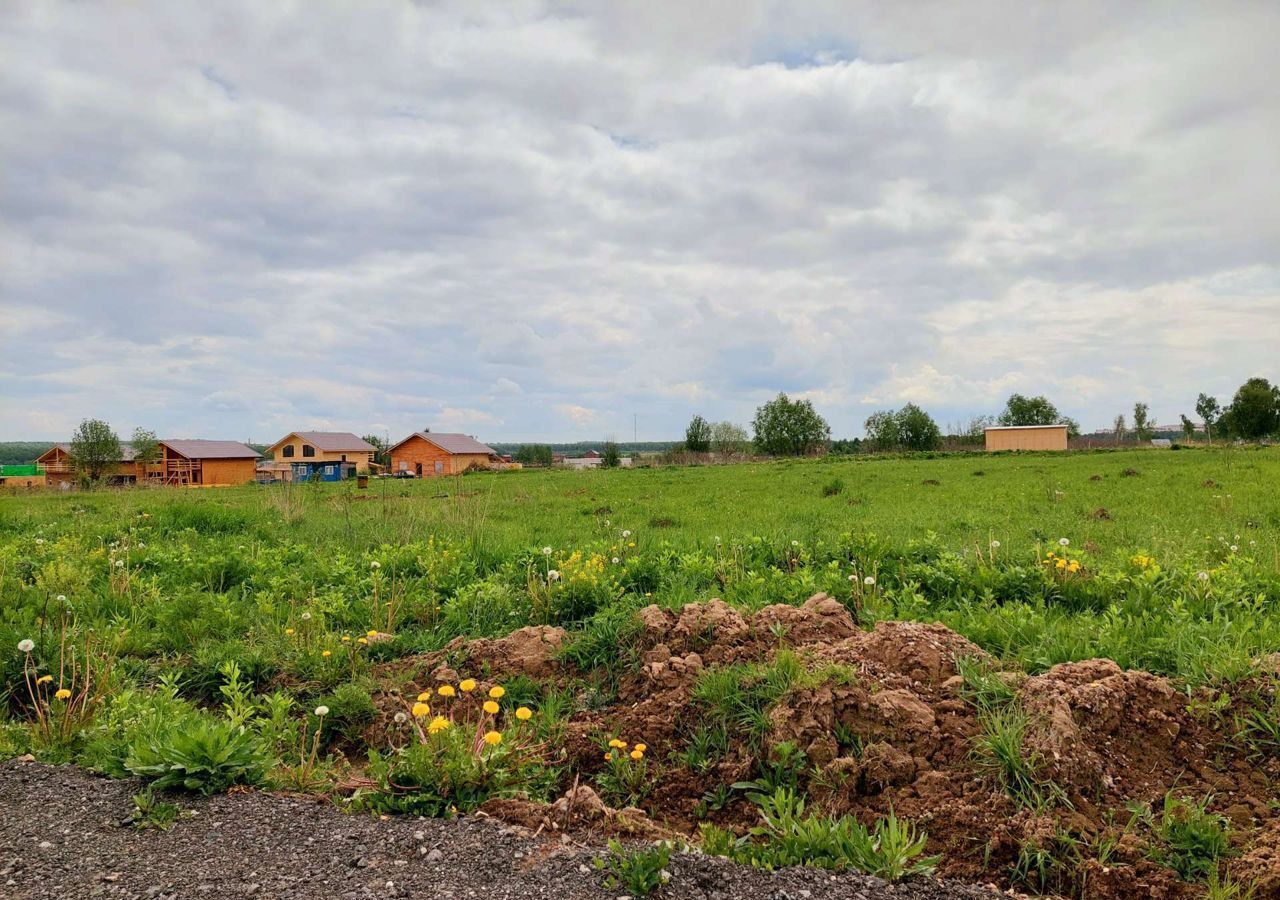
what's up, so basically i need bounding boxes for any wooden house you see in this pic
[37,439,259,486]
[388,432,498,477]
[264,431,377,482]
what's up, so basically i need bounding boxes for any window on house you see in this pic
[324,465,334,475]
[282,445,294,458]
[302,445,315,458]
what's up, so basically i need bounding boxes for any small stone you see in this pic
[426,849,444,862]
[38,841,53,850]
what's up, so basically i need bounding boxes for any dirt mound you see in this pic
[384,600,1278,899]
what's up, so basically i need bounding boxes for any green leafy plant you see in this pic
[125,717,268,794]
[1142,793,1234,882]
[128,789,182,830]
[702,788,938,881]
[954,654,1018,712]
[595,840,672,896]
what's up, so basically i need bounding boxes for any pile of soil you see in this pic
[398,594,1280,899]
[0,759,1003,900]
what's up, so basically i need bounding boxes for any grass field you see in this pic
[2,446,1278,894]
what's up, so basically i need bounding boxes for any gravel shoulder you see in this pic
[0,760,1007,900]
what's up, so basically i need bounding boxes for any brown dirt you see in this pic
[377,596,1280,898]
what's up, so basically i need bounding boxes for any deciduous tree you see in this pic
[684,415,712,453]
[752,394,830,456]
[69,418,122,482]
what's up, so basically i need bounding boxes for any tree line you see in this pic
[674,375,1280,457]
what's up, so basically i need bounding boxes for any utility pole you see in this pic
[633,413,637,447]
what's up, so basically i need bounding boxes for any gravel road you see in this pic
[0,759,1007,900]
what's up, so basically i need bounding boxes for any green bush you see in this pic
[314,682,376,744]
[1145,793,1234,882]
[125,717,269,794]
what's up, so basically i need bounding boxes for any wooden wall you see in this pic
[199,458,258,485]
[270,437,373,471]
[985,427,1069,451]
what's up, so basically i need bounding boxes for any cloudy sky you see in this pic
[2,1,1277,443]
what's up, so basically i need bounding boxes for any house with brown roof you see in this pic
[388,431,499,477]
[263,431,377,482]
[37,439,259,486]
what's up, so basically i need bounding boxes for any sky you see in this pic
[2,1,1278,443]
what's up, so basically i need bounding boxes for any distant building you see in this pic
[37,440,259,486]
[388,432,499,476]
[0,465,46,488]
[984,425,1069,452]
[264,431,377,482]
[562,455,633,469]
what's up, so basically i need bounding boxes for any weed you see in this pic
[971,706,1065,811]
[1142,793,1234,882]
[821,478,845,497]
[954,655,1018,712]
[128,789,182,830]
[594,840,672,896]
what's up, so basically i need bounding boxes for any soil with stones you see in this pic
[0,759,1006,900]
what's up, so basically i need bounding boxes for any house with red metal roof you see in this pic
[37,439,258,486]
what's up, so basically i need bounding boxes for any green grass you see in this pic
[1,446,1278,815]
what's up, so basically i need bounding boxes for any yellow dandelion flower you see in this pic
[483,730,502,746]
[357,637,368,645]
[515,707,533,721]
[630,749,643,760]
[367,630,378,637]
[633,743,647,753]
[483,700,500,714]
[603,752,613,762]
[459,679,477,693]
[488,685,505,699]
[342,635,351,642]
[417,690,432,701]
[437,685,456,697]
[608,739,626,749]
[284,628,295,636]
[55,688,72,701]
[412,702,431,718]
[322,650,332,657]
[1056,559,1067,569]
[36,675,53,685]
[427,715,450,734]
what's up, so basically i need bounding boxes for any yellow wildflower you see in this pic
[284,628,295,636]
[608,738,627,749]
[342,635,351,642]
[55,688,72,701]
[437,685,456,697]
[630,749,643,760]
[1056,558,1067,570]
[36,675,52,685]
[483,700,500,714]
[460,679,477,693]
[412,702,431,718]
[633,743,647,753]
[322,650,332,657]
[515,707,533,721]
[428,716,450,734]
[603,752,613,762]
[488,685,505,699]
[367,630,378,637]
[417,690,432,701]
[483,730,502,746]
[357,637,368,645]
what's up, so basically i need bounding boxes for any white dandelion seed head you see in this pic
[114,559,125,568]
[848,575,857,582]
[1058,538,1070,547]
[622,530,632,538]
[611,557,620,564]
[56,595,66,602]
[370,561,381,570]
[35,538,44,545]
[864,576,876,586]
[1230,545,1238,553]
[542,547,552,556]
[314,705,329,716]
[547,569,561,582]
[18,639,34,653]
[301,612,312,621]
[393,712,408,724]
[990,540,1000,549]
[1197,571,1210,582]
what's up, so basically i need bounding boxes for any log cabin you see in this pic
[37,440,259,486]
[263,431,377,481]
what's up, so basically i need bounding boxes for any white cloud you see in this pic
[0,1,1276,441]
